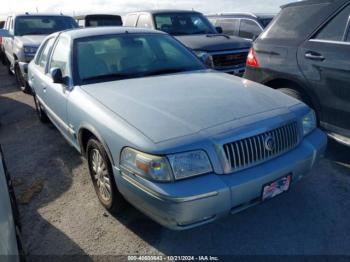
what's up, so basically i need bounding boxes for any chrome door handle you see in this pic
[305,52,325,61]
[43,86,47,93]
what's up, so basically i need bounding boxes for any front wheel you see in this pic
[87,139,127,214]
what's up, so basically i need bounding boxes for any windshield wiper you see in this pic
[82,73,136,81]
[142,68,190,77]
[21,32,45,36]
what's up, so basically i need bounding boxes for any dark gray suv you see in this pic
[244,0,350,146]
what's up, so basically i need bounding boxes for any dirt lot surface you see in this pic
[0,64,350,259]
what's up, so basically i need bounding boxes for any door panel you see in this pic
[297,4,350,133]
[44,36,73,142]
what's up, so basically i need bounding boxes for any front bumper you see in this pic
[114,128,327,230]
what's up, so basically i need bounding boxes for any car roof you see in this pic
[207,13,275,19]
[281,0,339,9]
[128,10,202,15]
[59,26,166,39]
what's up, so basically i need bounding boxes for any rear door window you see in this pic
[239,19,261,39]
[314,5,350,41]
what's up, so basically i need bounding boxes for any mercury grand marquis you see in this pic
[28,27,327,230]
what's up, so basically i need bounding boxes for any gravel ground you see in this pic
[0,64,350,259]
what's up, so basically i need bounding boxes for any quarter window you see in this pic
[36,38,55,69]
[239,19,261,39]
[49,37,70,77]
[315,5,350,41]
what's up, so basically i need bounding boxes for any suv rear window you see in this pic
[261,3,328,40]
[14,16,77,36]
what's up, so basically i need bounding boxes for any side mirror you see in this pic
[0,29,13,38]
[50,67,63,84]
[215,26,223,34]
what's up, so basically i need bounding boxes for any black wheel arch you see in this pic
[78,126,115,166]
[263,77,322,115]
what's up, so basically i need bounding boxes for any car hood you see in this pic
[81,71,300,143]
[175,34,251,52]
[16,35,47,46]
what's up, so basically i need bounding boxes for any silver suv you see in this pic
[0,13,77,93]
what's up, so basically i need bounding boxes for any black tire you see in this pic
[6,58,14,75]
[15,64,31,94]
[33,93,49,123]
[278,87,319,125]
[87,138,127,214]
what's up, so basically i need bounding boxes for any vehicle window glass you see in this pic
[75,34,205,84]
[37,38,55,68]
[154,13,216,35]
[261,3,328,40]
[259,18,273,28]
[49,37,70,77]
[315,5,350,41]
[86,16,122,27]
[14,16,77,36]
[136,14,152,28]
[218,19,239,36]
[207,18,217,26]
[124,14,138,27]
[239,19,261,39]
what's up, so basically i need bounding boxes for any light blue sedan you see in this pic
[28,27,327,230]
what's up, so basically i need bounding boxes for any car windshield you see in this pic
[154,13,217,35]
[75,34,206,84]
[259,18,274,28]
[15,16,77,36]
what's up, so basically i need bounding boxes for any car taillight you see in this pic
[246,48,259,68]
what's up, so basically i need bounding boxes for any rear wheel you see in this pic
[87,139,127,214]
[278,87,319,124]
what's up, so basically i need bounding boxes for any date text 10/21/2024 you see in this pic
[127,256,220,261]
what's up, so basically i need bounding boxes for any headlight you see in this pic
[194,51,214,68]
[167,150,212,180]
[120,148,213,182]
[24,46,38,54]
[302,110,317,136]
[120,148,173,182]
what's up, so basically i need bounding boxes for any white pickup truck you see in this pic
[0,13,77,93]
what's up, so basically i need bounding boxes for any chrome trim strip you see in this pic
[119,172,219,203]
[309,39,350,45]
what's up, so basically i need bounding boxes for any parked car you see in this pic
[124,10,252,76]
[207,13,275,40]
[76,14,122,28]
[244,0,350,146]
[0,13,78,93]
[0,145,24,261]
[0,20,6,64]
[28,27,327,230]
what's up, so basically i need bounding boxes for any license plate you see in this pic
[262,175,292,201]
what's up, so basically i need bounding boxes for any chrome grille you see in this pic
[223,121,300,172]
